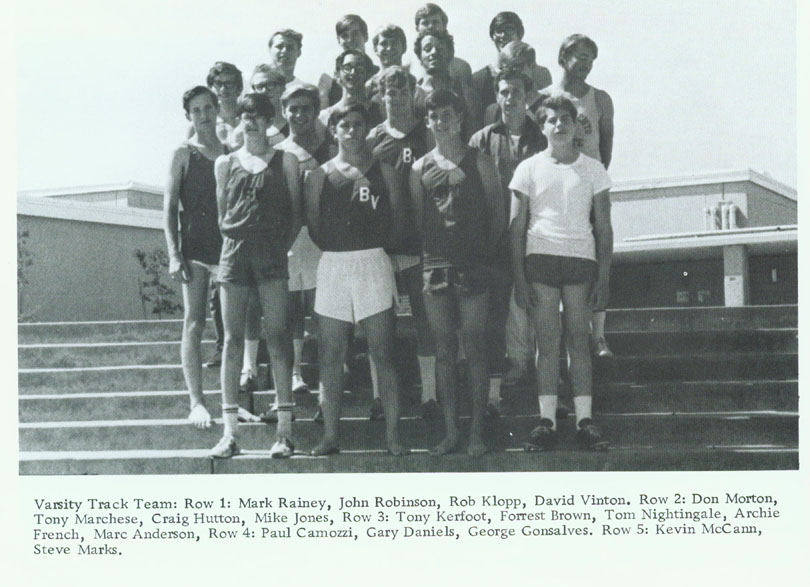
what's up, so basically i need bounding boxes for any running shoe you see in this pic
[525,418,558,451]
[593,337,615,358]
[269,436,295,458]
[210,435,240,458]
[292,372,309,394]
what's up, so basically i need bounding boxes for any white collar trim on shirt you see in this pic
[383,120,407,139]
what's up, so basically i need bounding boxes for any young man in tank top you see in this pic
[317,15,376,110]
[211,93,302,458]
[188,63,244,368]
[406,4,473,94]
[164,86,229,430]
[409,89,505,456]
[366,24,409,102]
[412,30,479,139]
[538,34,615,358]
[303,103,409,457]
[510,95,612,451]
[469,70,547,417]
[318,50,384,130]
[258,84,331,422]
[367,66,439,420]
[234,65,293,397]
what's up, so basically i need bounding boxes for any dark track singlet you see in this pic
[419,148,490,269]
[368,122,430,256]
[317,160,392,252]
[220,150,292,256]
[179,143,226,265]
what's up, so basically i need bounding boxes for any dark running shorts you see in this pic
[524,254,597,288]
[217,236,288,287]
[423,265,493,297]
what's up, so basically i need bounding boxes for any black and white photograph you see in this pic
[7,0,808,583]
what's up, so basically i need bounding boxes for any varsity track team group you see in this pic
[163,4,615,459]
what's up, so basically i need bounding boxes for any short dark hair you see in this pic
[498,40,536,70]
[534,94,578,126]
[495,68,533,93]
[372,24,407,52]
[489,11,524,40]
[280,83,321,111]
[206,62,243,93]
[424,88,466,121]
[268,29,303,50]
[414,3,448,28]
[182,86,218,114]
[558,34,599,67]
[377,66,416,94]
[237,92,275,120]
[334,49,375,78]
[327,102,370,129]
[251,64,286,85]
[414,29,454,59]
[336,14,368,40]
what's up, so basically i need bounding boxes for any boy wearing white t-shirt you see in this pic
[509,94,612,450]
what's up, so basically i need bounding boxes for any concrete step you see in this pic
[19,413,798,453]
[18,328,797,370]
[18,380,798,423]
[593,352,797,382]
[601,329,797,355]
[17,305,797,344]
[18,320,215,345]
[19,445,798,475]
[18,350,797,395]
[16,318,409,345]
[604,305,797,331]
[18,340,218,369]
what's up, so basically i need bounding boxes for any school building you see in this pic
[16,169,797,322]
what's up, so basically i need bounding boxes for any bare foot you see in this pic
[430,434,459,455]
[188,404,212,429]
[387,442,411,456]
[237,406,261,423]
[467,434,489,456]
[310,441,340,456]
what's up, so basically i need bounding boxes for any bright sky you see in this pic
[15,0,797,190]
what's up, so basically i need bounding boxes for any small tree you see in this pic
[134,248,182,319]
[17,229,35,321]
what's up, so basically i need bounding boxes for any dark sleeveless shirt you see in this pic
[179,144,225,265]
[220,150,292,255]
[368,123,430,256]
[419,148,490,269]
[317,160,392,252]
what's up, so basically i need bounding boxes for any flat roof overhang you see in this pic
[615,226,797,262]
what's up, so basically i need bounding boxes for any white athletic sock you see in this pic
[369,355,380,400]
[243,339,259,375]
[293,338,304,375]
[574,396,593,427]
[488,376,501,402]
[591,311,606,339]
[418,355,437,402]
[222,404,239,437]
[538,395,558,429]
